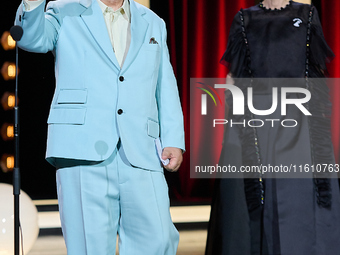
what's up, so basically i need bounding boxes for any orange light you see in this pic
[7,156,14,169]
[1,92,18,110]
[1,62,18,81]
[8,95,15,108]
[8,64,16,77]
[1,31,16,51]
[1,123,14,141]
[8,36,16,48]
[7,125,14,138]
[0,154,14,173]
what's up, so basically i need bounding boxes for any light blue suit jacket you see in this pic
[15,0,185,171]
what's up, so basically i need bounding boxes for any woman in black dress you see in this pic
[206,1,340,254]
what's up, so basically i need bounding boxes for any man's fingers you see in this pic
[161,149,171,160]
[162,147,183,172]
[164,158,180,172]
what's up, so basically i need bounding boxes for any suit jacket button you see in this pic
[119,76,124,82]
[117,109,123,115]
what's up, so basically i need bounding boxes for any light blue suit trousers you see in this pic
[56,142,179,255]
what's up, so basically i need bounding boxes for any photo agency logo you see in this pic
[196,82,223,114]
[197,79,312,128]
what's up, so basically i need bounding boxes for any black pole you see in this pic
[10,25,23,255]
[13,42,20,254]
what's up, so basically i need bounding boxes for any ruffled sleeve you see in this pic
[220,12,249,78]
[309,7,334,77]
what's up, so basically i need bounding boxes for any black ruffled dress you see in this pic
[206,1,340,255]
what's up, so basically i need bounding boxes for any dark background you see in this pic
[0,0,326,201]
[1,0,55,199]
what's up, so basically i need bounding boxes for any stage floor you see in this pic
[26,201,209,254]
[28,230,207,255]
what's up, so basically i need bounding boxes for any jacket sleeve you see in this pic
[14,0,60,53]
[156,20,185,152]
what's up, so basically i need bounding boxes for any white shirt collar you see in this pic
[97,0,131,22]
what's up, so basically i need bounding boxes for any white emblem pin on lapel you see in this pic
[293,18,302,27]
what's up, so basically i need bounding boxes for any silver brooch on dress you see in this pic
[293,18,302,27]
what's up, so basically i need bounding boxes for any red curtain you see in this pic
[322,0,340,161]
[168,0,254,200]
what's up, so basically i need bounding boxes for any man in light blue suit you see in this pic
[15,0,185,254]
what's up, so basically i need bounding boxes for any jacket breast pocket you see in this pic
[147,118,159,139]
[47,108,87,125]
[56,89,87,104]
[139,44,161,69]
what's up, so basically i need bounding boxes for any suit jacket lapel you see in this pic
[80,0,120,71]
[121,0,149,72]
